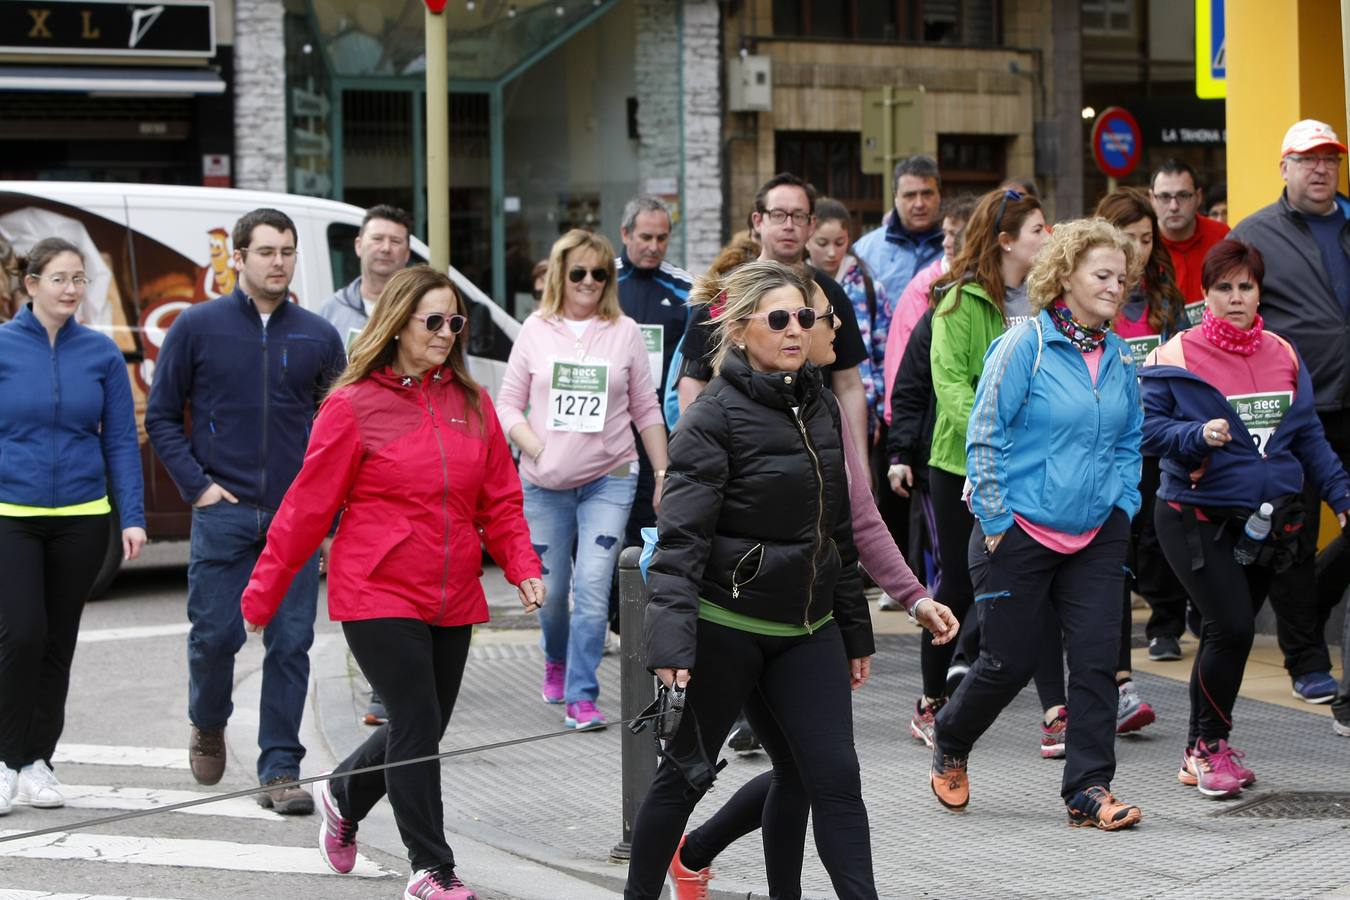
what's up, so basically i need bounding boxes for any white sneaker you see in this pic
[877,593,903,611]
[0,767,17,815]
[18,759,65,808]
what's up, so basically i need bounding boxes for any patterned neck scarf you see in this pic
[1201,307,1263,356]
[1049,300,1111,352]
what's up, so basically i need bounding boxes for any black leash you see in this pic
[0,709,663,846]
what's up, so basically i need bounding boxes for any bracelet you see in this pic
[654,469,667,478]
[908,597,931,624]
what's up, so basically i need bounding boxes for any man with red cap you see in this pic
[1231,119,1350,710]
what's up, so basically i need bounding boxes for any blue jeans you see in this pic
[523,472,636,704]
[187,501,318,782]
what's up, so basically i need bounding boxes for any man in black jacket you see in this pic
[147,208,345,809]
[1231,119,1350,705]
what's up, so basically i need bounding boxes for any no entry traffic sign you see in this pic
[1091,107,1143,179]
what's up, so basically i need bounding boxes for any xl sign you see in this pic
[0,0,215,57]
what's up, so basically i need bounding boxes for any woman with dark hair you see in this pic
[1094,188,1193,734]
[242,266,544,899]
[0,237,146,814]
[922,187,1058,752]
[627,260,878,899]
[1143,240,1350,799]
[932,218,1145,831]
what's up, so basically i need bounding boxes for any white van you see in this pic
[0,181,519,593]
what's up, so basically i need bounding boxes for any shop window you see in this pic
[775,132,885,229]
[1082,0,1136,37]
[937,134,1007,194]
[771,0,996,45]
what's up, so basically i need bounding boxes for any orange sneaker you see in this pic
[666,834,713,900]
[1066,785,1141,830]
[930,751,969,810]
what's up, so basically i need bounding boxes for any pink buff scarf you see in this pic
[1201,307,1263,356]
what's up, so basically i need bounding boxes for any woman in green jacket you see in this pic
[912,188,1052,751]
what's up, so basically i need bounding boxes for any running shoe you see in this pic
[1116,681,1156,734]
[727,716,761,754]
[667,833,714,900]
[564,700,607,730]
[1041,708,1068,759]
[318,774,358,875]
[877,593,903,612]
[405,865,477,900]
[363,691,387,726]
[1335,703,1350,738]
[1147,635,1182,661]
[541,661,565,705]
[1065,785,1141,830]
[17,759,64,808]
[1292,672,1337,704]
[929,748,969,810]
[0,766,17,816]
[1188,739,1245,799]
[909,697,944,748]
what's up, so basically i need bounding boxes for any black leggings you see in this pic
[0,514,109,770]
[923,468,975,697]
[623,620,875,900]
[1154,504,1274,746]
[331,619,472,872]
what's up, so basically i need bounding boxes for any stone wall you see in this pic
[233,0,288,192]
[680,0,722,272]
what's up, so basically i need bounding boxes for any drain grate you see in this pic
[1215,792,1350,819]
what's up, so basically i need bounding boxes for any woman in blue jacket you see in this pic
[929,218,1145,831]
[0,237,146,815]
[1142,239,1350,800]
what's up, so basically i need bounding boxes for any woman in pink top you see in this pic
[497,229,667,729]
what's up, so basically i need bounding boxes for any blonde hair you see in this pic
[689,260,813,374]
[536,229,622,321]
[1026,217,1142,311]
[327,266,483,425]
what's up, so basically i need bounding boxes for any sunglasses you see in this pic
[567,266,609,284]
[745,307,818,331]
[993,188,1025,235]
[410,312,467,334]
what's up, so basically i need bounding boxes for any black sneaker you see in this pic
[726,716,760,754]
[1147,635,1182,661]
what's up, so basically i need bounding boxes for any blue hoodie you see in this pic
[1139,333,1350,513]
[966,310,1143,537]
[852,210,944,302]
[0,305,145,525]
[145,288,346,510]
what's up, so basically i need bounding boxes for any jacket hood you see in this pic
[335,278,365,314]
[718,348,822,411]
[885,211,944,247]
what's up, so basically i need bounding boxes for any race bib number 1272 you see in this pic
[548,360,610,433]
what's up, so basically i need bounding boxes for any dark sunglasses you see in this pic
[567,266,609,284]
[746,307,818,331]
[410,312,467,334]
[993,188,1025,235]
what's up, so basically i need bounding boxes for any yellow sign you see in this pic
[1195,0,1226,100]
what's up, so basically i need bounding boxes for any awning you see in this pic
[0,66,225,95]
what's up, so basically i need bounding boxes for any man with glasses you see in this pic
[147,208,346,809]
[1231,119,1350,710]
[319,204,413,350]
[1149,159,1229,311]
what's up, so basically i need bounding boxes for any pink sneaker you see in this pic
[541,661,564,705]
[405,866,477,899]
[1040,708,1067,759]
[317,775,358,874]
[1189,739,1244,799]
[564,700,607,730]
[667,833,714,900]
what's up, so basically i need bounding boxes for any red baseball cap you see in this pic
[1281,119,1348,157]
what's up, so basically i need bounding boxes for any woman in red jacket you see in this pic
[241,266,543,900]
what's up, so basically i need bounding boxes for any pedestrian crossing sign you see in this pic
[1195,0,1225,99]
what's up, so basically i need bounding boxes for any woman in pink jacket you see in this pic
[497,229,668,729]
[241,266,543,900]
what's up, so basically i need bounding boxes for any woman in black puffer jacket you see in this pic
[624,260,876,900]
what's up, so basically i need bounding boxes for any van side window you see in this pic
[327,223,360,289]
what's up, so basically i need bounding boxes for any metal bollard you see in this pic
[610,545,657,863]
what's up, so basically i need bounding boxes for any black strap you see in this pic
[863,271,877,328]
[1179,504,1207,572]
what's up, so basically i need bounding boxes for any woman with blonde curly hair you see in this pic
[929,218,1148,831]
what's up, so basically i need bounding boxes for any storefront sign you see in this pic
[1091,107,1142,179]
[202,154,230,188]
[0,1,215,58]
[1136,98,1226,146]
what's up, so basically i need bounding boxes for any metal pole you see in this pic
[882,84,895,179]
[425,6,450,271]
[611,545,657,863]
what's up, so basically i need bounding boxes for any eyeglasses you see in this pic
[745,307,818,331]
[29,274,89,288]
[239,247,298,261]
[1286,154,1343,171]
[761,208,812,227]
[993,189,1024,235]
[815,306,836,327]
[410,312,467,334]
[567,266,609,283]
[1153,191,1197,205]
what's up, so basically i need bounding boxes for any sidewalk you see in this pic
[312,571,1350,900]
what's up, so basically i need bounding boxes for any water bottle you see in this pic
[1232,502,1275,566]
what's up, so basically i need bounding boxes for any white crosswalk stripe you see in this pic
[0,892,182,900]
[27,784,281,820]
[76,624,192,644]
[52,745,189,770]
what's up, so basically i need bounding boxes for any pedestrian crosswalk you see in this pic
[0,892,181,900]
